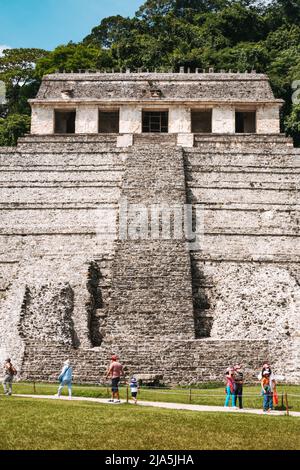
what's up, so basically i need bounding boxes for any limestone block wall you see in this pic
[257,105,280,134]
[185,143,300,381]
[21,339,269,384]
[0,133,299,384]
[0,136,126,368]
[19,283,75,345]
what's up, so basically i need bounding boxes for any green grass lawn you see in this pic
[10,382,300,411]
[0,396,299,450]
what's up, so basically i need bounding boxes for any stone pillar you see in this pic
[212,106,235,133]
[75,106,99,134]
[256,105,280,134]
[177,134,194,147]
[119,106,142,134]
[169,107,191,133]
[31,106,54,135]
[117,134,133,148]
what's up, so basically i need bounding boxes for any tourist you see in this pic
[258,363,276,390]
[261,370,273,412]
[258,363,274,381]
[56,359,73,399]
[224,367,236,408]
[233,364,244,409]
[2,358,17,396]
[129,376,139,405]
[105,355,125,403]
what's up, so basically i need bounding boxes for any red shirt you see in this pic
[226,375,234,392]
[109,361,123,378]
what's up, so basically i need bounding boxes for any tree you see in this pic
[83,16,138,49]
[0,114,31,146]
[35,43,114,76]
[1,0,300,145]
[136,0,229,20]
[285,104,300,146]
[0,48,49,115]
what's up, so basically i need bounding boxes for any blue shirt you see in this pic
[59,365,72,382]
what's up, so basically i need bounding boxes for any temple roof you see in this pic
[32,72,282,105]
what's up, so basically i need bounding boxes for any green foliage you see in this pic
[1,0,300,145]
[80,0,300,144]
[181,381,225,389]
[0,48,48,115]
[285,104,300,146]
[0,114,31,146]
[35,43,113,76]
[1,395,300,450]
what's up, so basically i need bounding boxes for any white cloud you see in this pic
[0,45,11,57]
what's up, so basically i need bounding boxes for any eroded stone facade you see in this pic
[0,72,299,384]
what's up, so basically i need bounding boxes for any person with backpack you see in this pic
[56,359,73,399]
[2,358,17,396]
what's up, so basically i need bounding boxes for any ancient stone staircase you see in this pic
[103,146,195,345]
[1,135,299,383]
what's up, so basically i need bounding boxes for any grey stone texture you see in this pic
[0,73,299,384]
[35,73,279,103]
[29,72,282,135]
[0,133,299,384]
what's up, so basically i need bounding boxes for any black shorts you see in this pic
[131,392,137,398]
[111,377,120,392]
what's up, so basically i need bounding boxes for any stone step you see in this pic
[133,134,177,146]
[20,339,269,384]
[19,134,118,142]
[185,154,300,168]
[194,133,293,150]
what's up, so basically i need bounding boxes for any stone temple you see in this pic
[0,71,299,384]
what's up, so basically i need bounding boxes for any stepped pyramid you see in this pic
[0,71,299,384]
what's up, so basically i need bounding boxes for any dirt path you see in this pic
[12,394,300,417]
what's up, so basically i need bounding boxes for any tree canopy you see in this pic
[1,0,300,144]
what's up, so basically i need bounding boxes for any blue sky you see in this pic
[0,0,144,51]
